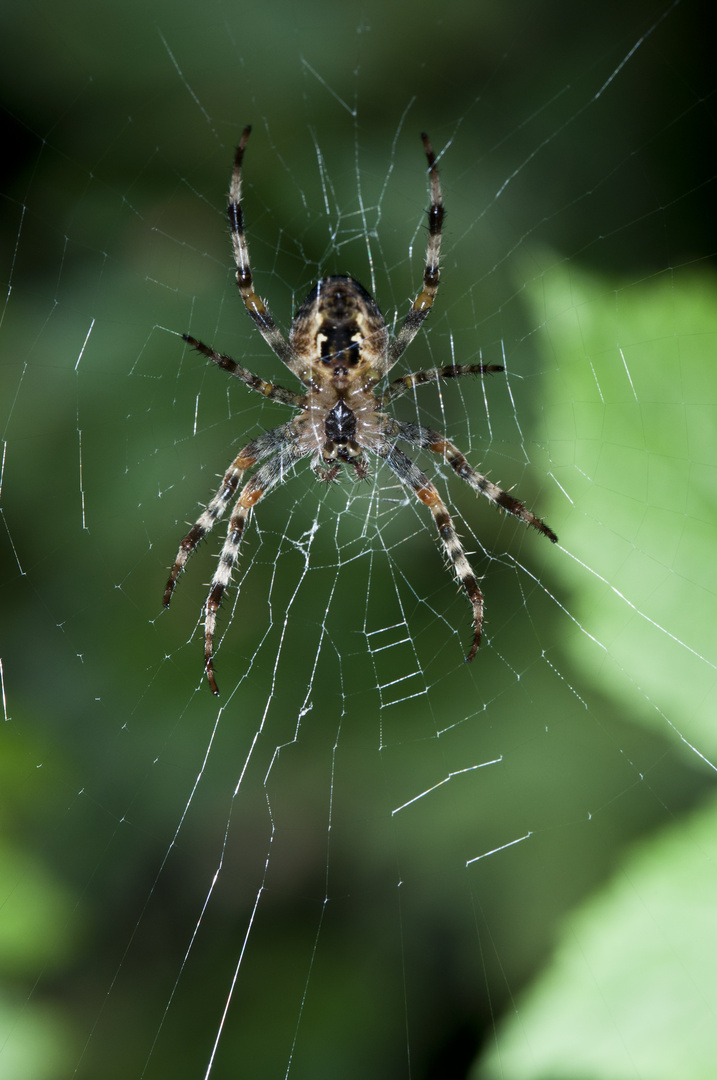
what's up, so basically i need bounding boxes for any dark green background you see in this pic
[1,2,716,1078]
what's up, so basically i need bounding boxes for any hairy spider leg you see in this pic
[182,335,306,408]
[379,362,504,406]
[386,133,444,372]
[379,442,484,662]
[203,441,308,694]
[398,422,558,543]
[228,126,309,384]
[163,424,297,610]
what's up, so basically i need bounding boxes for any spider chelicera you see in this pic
[164,126,557,694]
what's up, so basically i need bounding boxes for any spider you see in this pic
[164,126,557,694]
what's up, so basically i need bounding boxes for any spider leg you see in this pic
[386,133,444,372]
[182,334,306,408]
[379,443,484,662]
[228,127,310,385]
[163,423,296,609]
[398,422,558,543]
[379,363,504,406]
[203,442,307,694]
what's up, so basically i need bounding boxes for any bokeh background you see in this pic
[1,1,716,1078]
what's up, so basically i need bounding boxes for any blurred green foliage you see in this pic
[1,1,715,1078]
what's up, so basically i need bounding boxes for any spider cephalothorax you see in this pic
[164,127,557,694]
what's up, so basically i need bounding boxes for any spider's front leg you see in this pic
[202,442,307,694]
[380,443,484,661]
[398,423,558,543]
[163,424,297,610]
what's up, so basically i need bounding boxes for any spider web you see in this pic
[2,2,716,1077]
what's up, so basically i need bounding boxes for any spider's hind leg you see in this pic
[227,126,307,382]
[386,133,445,372]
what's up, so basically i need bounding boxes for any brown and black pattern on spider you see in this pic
[164,128,557,693]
